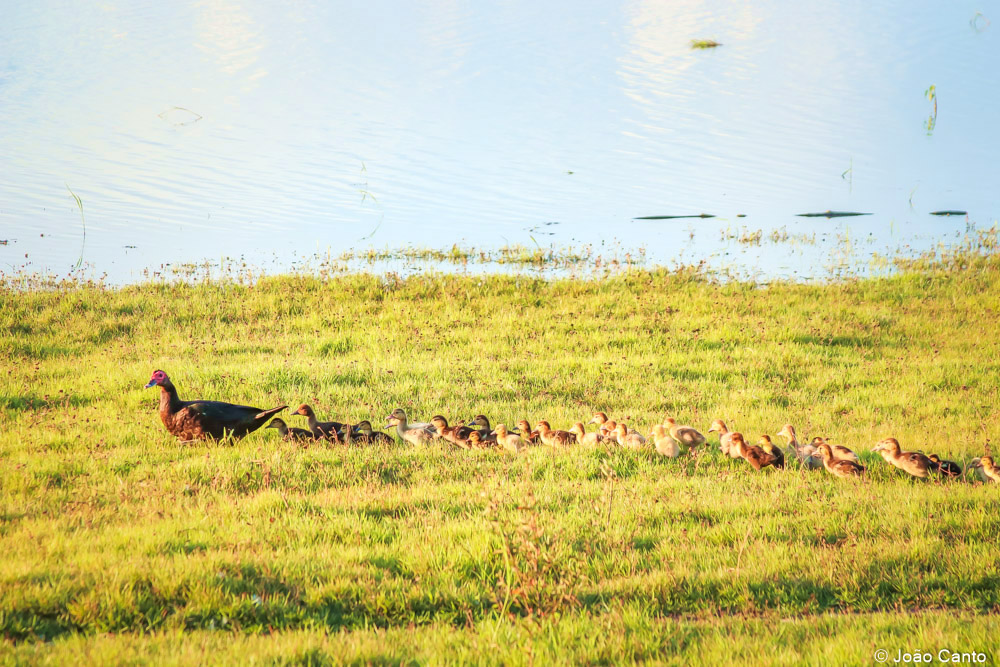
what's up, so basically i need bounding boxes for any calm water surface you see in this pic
[1,1,998,282]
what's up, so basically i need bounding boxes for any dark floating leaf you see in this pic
[796,211,872,218]
[691,39,721,49]
[633,214,716,220]
[930,210,967,216]
[736,214,747,218]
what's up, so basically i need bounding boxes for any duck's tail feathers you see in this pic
[256,405,288,420]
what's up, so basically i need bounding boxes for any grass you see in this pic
[2,239,1000,663]
[691,39,722,49]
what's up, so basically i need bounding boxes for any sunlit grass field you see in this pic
[2,243,1000,664]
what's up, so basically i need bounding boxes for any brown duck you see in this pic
[516,420,541,445]
[289,404,346,442]
[816,443,866,478]
[536,420,577,447]
[144,370,286,441]
[872,438,932,479]
[732,433,781,471]
[431,415,475,445]
[265,418,314,443]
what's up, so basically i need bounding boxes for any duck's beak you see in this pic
[144,379,156,388]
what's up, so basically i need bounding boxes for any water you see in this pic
[1,0,997,283]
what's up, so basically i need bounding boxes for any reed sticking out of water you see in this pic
[66,184,86,271]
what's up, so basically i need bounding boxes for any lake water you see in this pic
[2,0,998,283]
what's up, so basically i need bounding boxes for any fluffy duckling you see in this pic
[386,408,435,446]
[731,433,780,471]
[812,436,859,463]
[648,424,680,458]
[535,421,577,447]
[430,415,474,446]
[490,424,525,454]
[927,454,962,478]
[339,420,394,446]
[708,419,740,458]
[663,417,707,450]
[816,443,866,478]
[971,456,1000,483]
[291,404,344,442]
[587,412,610,434]
[872,438,932,479]
[569,422,606,446]
[778,423,822,469]
[614,423,646,450]
[467,431,497,450]
[757,435,785,469]
[968,458,991,483]
[266,418,314,443]
[516,420,541,445]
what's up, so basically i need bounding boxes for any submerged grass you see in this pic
[1,241,1000,662]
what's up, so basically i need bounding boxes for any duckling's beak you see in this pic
[489,430,497,436]
[510,427,520,433]
[587,418,597,424]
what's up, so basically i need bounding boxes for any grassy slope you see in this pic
[2,252,1000,663]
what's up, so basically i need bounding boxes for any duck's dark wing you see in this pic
[182,400,285,438]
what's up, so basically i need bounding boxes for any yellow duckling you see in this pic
[569,422,606,446]
[872,438,932,479]
[663,417,707,450]
[971,456,1000,483]
[614,423,646,450]
[756,435,785,469]
[708,419,740,458]
[816,443,866,478]
[648,424,679,458]
[490,424,525,454]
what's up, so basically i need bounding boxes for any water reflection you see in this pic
[0,0,997,283]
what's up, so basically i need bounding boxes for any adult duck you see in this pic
[144,370,286,441]
[709,419,739,458]
[816,443,866,478]
[265,418,314,443]
[663,417,707,450]
[872,438,932,479]
[649,424,679,458]
[290,404,344,442]
[535,421,576,447]
[386,408,435,446]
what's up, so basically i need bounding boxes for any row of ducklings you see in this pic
[267,404,1000,483]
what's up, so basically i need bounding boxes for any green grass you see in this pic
[2,242,1000,663]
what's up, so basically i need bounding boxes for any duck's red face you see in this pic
[145,370,167,388]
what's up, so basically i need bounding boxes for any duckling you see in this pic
[467,431,497,450]
[648,424,680,458]
[731,433,779,471]
[386,408,435,446]
[614,423,646,450]
[467,414,492,438]
[968,458,992,483]
[971,456,1000,483]
[777,423,822,469]
[872,438,932,479]
[430,415,474,446]
[569,422,606,446]
[812,436,859,463]
[927,454,962,478]
[266,418,314,443]
[756,435,785,469]
[516,420,541,445]
[535,421,577,447]
[708,419,740,458]
[338,420,394,446]
[490,424,525,454]
[663,417,707,450]
[587,412,610,434]
[290,404,345,442]
[816,443,866,478]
